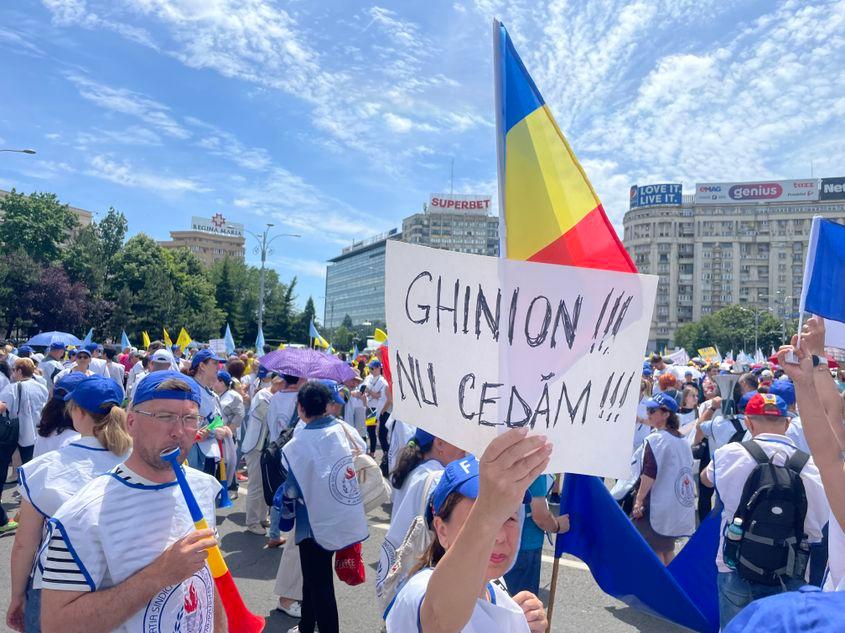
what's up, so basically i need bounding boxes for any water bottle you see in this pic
[723,518,743,569]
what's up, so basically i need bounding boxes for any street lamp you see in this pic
[245,224,300,334]
[0,149,36,154]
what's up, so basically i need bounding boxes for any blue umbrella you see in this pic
[25,331,83,347]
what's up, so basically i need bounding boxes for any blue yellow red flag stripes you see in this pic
[494,20,636,273]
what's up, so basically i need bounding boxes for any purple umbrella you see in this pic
[259,348,355,383]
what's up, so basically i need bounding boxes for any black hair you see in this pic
[104,347,118,360]
[282,374,300,386]
[141,356,150,369]
[391,440,427,490]
[0,360,9,381]
[297,380,330,418]
[740,372,759,391]
[38,395,75,438]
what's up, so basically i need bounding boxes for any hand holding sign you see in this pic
[386,241,657,479]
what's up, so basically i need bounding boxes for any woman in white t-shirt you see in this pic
[385,429,551,632]
[377,429,465,606]
[7,375,130,632]
[32,373,85,458]
[363,360,392,459]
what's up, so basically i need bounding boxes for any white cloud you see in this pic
[66,73,190,139]
[267,256,326,279]
[75,126,162,148]
[87,155,208,192]
[0,26,47,57]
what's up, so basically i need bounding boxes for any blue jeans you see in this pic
[503,547,542,596]
[269,505,281,540]
[717,571,805,628]
[24,579,41,633]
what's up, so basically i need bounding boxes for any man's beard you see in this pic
[140,443,181,471]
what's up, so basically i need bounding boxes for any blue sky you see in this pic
[1,0,843,321]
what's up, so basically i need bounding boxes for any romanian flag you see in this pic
[495,21,635,273]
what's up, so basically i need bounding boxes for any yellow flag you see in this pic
[141,331,151,349]
[163,328,173,348]
[176,327,192,350]
[374,328,388,343]
[277,342,286,350]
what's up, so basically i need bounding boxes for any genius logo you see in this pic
[729,183,782,200]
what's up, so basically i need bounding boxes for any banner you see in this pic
[209,339,227,355]
[427,193,492,214]
[694,179,818,204]
[385,241,657,478]
[629,183,682,209]
[820,177,845,201]
[696,347,721,363]
[666,348,690,366]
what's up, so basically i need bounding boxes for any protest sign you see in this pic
[696,347,721,363]
[385,241,657,478]
[209,338,227,356]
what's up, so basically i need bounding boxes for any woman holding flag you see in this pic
[185,350,231,489]
[385,428,550,632]
[7,375,130,632]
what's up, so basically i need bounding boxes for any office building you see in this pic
[323,229,401,328]
[159,213,245,266]
[402,193,499,256]
[623,178,845,350]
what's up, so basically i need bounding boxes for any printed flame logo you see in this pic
[184,583,199,614]
[211,213,226,228]
[345,466,356,480]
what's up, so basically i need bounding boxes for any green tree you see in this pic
[294,296,318,344]
[0,190,78,263]
[97,207,128,273]
[62,224,105,295]
[333,324,353,351]
[0,249,42,337]
[341,314,353,328]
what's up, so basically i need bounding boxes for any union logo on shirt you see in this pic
[329,455,362,506]
[674,466,697,508]
[143,567,213,633]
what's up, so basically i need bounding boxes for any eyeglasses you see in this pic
[134,409,205,430]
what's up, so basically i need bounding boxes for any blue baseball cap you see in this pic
[738,390,759,413]
[53,372,87,398]
[68,348,78,357]
[257,365,270,379]
[427,456,531,526]
[369,359,382,369]
[642,364,653,377]
[318,379,346,405]
[84,343,99,352]
[768,379,796,406]
[412,428,436,451]
[171,344,181,351]
[132,370,202,407]
[63,375,123,414]
[18,345,33,355]
[643,392,679,413]
[49,341,67,351]
[722,585,845,632]
[216,370,233,386]
[190,348,223,369]
[76,348,91,358]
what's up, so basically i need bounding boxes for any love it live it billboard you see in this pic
[694,179,818,204]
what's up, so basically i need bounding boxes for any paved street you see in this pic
[0,482,689,633]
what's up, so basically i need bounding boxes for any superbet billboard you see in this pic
[694,179,818,204]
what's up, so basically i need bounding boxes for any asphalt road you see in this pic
[0,484,689,633]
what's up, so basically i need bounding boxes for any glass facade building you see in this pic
[323,229,401,328]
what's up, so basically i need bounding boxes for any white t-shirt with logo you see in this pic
[386,568,530,632]
[364,374,389,416]
[38,464,221,633]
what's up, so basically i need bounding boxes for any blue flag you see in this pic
[223,323,236,356]
[255,327,266,358]
[800,216,845,322]
[353,343,359,358]
[554,474,720,632]
[81,327,94,346]
[120,330,131,350]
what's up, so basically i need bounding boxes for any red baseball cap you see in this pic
[744,393,788,417]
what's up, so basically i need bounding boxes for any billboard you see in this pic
[694,179,818,204]
[191,213,244,237]
[629,183,682,209]
[820,177,845,201]
[428,193,492,214]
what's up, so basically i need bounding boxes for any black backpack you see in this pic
[730,440,810,586]
[260,427,295,506]
[728,418,746,444]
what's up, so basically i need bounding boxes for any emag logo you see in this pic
[698,185,722,193]
[729,182,783,201]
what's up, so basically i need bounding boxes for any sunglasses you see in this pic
[647,407,669,414]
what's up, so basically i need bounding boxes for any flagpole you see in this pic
[545,476,564,633]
